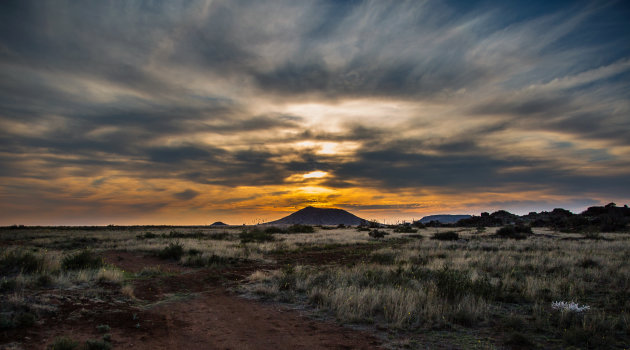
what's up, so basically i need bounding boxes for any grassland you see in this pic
[1,225,629,349]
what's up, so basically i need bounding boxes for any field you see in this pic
[1,225,629,349]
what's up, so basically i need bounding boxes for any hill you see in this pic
[418,214,471,224]
[264,206,367,226]
[210,221,228,226]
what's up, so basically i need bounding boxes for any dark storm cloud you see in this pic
[329,140,630,197]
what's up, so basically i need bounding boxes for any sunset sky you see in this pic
[1,1,629,225]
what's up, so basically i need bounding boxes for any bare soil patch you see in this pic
[8,250,382,349]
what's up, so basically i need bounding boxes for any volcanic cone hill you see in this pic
[264,206,367,226]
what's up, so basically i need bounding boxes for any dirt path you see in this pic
[111,289,380,349]
[103,251,382,349]
[106,253,380,350]
[5,251,382,349]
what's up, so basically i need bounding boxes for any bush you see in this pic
[0,314,14,329]
[157,242,184,260]
[15,311,36,327]
[96,324,110,333]
[62,250,103,270]
[166,231,204,239]
[433,266,493,301]
[0,250,45,275]
[37,274,54,287]
[505,332,534,347]
[188,248,202,256]
[412,221,426,229]
[239,228,275,243]
[48,336,79,350]
[393,225,418,233]
[0,278,17,293]
[431,231,459,241]
[208,231,230,240]
[495,225,532,239]
[577,258,599,268]
[264,226,286,234]
[368,229,389,239]
[434,266,471,301]
[287,224,315,233]
[135,232,157,240]
[84,339,112,350]
[183,254,241,267]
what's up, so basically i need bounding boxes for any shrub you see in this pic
[48,336,79,350]
[287,224,315,233]
[37,274,54,287]
[393,225,417,233]
[495,225,532,239]
[264,226,286,234]
[135,232,157,240]
[577,258,599,268]
[431,231,459,241]
[239,228,275,243]
[157,242,184,260]
[61,250,103,270]
[0,250,45,275]
[16,311,37,327]
[84,339,112,350]
[96,324,110,333]
[183,254,241,267]
[0,278,17,293]
[0,313,14,329]
[412,221,426,229]
[369,252,397,264]
[433,266,493,301]
[368,229,389,239]
[505,332,534,347]
[208,231,230,240]
[434,266,471,301]
[188,248,202,256]
[166,231,204,239]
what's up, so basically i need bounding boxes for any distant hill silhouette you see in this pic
[210,221,228,226]
[455,203,629,232]
[418,215,471,224]
[264,206,367,226]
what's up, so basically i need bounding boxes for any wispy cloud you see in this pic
[1,0,629,224]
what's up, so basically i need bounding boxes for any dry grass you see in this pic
[2,225,629,348]
[120,284,135,299]
[242,227,630,348]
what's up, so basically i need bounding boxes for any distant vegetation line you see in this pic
[2,202,629,233]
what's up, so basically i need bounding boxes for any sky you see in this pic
[1,0,629,225]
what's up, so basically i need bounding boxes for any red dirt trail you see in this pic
[9,251,382,349]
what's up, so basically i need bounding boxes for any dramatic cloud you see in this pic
[1,0,629,224]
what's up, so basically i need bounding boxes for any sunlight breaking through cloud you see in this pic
[0,0,629,224]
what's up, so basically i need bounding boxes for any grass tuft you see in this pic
[239,228,275,243]
[48,336,79,350]
[61,250,103,270]
[157,242,184,260]
[431,231,459,241]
